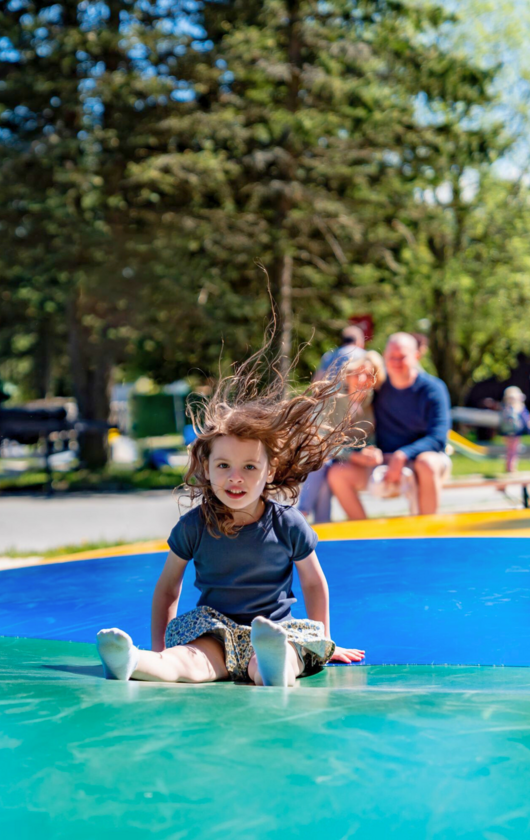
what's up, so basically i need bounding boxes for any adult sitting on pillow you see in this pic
[328,332,451,520]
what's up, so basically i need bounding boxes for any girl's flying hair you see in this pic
[183,273,372,536]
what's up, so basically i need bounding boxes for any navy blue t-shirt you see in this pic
[168,500,318,625]
[373,371,450,460]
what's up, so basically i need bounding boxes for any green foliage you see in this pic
[365,169,530,403]
[0,0,199,462]
[1,0,529,426]
[127,0,505,378]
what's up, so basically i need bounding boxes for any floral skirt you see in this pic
[165,606,336,681]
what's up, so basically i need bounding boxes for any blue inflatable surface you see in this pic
[1,537,529,665]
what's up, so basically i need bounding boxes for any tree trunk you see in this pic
[286,0,301,112]
[279,254,293,380]
[67,296,111,469]
[430,286,463,405]
[34,315,53,398]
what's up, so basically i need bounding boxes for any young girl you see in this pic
[500,386,529,473]
[97,351,365,687]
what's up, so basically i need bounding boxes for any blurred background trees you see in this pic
[1,0,530,464]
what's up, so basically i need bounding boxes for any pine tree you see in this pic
[0,0,514,446]
[0,0,199,463]
[126,0,502,374]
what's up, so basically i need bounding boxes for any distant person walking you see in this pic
[499,386,529,473]
[314,325,365,381]
[328,333,451,519]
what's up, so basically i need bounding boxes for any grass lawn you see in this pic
[450,453,530,478]
[0,464,186,493]
[0,539,132,560]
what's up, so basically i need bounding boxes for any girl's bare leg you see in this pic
[99,623,305,687]
[133,636,229,683]
[97,628,228,683]
[505,437,519,473]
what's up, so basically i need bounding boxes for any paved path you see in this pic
[0,491,182,554]
[0,483,525,554]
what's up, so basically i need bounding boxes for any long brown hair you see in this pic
[183,358,371,537]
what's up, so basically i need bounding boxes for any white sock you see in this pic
[251,617,292,687]
[96,628,139,681]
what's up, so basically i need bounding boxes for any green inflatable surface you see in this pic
[1,637,530,839]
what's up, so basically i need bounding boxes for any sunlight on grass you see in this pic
[450,455,530,478]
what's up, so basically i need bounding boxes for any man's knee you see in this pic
[413,452,444,480]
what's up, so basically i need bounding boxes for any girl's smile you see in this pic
[225,488,247,500]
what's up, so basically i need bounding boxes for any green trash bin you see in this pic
[130,381,191,439]
[130,393,176,438]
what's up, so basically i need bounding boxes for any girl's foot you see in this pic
[97,628,139,681]
[250,617,292,687]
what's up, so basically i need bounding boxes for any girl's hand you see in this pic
[330,646,365,663]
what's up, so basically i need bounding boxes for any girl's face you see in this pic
[205,435,275,522]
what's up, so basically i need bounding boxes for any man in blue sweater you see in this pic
[328,333,451,519]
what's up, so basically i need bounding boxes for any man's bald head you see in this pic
[384,333,420,388]
[386,332,418,353]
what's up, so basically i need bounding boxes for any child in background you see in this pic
[500,386,529,473]
[97,343,365,687]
